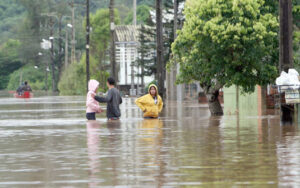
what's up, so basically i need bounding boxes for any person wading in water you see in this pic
[135,84,163,119]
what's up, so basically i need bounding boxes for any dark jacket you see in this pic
[94,87,122,119]
[22,85,32,92]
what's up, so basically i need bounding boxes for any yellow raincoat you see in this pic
[135,84,163,118]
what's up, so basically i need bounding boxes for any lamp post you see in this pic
[40,39,52,92]
[65,24,73,69]
[86,0,90,92]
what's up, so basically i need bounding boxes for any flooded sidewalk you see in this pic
[0,96,300,187]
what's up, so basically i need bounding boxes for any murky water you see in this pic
[0,95,300,187]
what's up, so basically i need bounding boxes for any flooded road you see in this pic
[0,96,300,187]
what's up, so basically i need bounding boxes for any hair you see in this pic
[107,77,115,85]
[149,86,157,95]
[24,81,28,85]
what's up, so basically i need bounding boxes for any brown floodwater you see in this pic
[0,95,299,187]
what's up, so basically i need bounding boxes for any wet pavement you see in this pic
[0,96,300,187]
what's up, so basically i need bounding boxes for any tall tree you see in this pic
[134,25,156,89]
[0,40,23,89]
[172,0,279,115]
[156,0,164,98]
[109,0,117,82]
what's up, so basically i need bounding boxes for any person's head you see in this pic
[107,77,115,87]
[24,81,28,85]
[88,79,99,92]
[148,84,158,96]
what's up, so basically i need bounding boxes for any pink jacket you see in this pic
[86,80,102,113]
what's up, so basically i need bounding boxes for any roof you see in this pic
[115,25,155,43]
[115,25,139,42]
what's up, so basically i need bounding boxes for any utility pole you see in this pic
[86,0,90,92]
[71,0,76,64]
[131,47,135,95]
[279,0,293,72]
[133,0,137,26]
[156,0,164,98]
[109,0,117,82]
[133,0,138,95]
[279,0,293,122]
[58,16,63,77]
[49,18,56,93]
[174,0,183,101]
[65,30,68,69]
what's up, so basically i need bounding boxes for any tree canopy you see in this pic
[172,0,279,94]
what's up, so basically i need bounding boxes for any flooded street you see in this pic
[0,96,300,187]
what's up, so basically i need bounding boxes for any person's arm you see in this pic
[135,95,146,112]
[158,96,163,113]
[87,94,101,112]
[94,90,113,103]
[119,95,122,104]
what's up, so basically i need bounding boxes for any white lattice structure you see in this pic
[115,25,154,89]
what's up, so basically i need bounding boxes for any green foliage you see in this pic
[58,61,85,95]
[90,9,120,55]
[0,0,25,43]
[134,25,156,81]
[0,39,23,89]
[124,5,152,25]
[58,54,109,95]
[7,64,50,90]
[171,0,279,93]
[293,1,300,66]
[58,8,118,95]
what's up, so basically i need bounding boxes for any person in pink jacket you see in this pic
[86,79,102,120]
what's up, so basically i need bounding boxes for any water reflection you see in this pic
[86,120,101,187]
[1,96,300,186]
[137,119,165,186]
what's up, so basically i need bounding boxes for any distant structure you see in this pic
[115,25,154,95]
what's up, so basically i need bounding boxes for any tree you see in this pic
[171,0,279,115]
[124,5,151,25]
[58,8,120,95]
[89,8,120,89]
[0,0,25,43]
[134,25,156,88]
[0,39,23,89]
[156,0,164,98]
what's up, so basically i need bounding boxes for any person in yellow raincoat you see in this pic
[135,84,163,118]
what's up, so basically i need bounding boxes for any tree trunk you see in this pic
[156,0,164,98]
[205,90,223,116]
[86,0,90,92]
[50,18,56,93]
[109,0,117,82]
[279,0,293,72]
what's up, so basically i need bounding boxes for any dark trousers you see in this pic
[86,112,96,120]
[144,117,158,119]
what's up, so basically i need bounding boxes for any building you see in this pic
[115,25,154,95]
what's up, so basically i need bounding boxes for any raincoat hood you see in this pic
[148,84,158,96]
[88,79,99,92]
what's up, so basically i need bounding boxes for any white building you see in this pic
[115,25,154,95]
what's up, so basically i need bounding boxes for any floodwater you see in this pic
[0,95,300,187]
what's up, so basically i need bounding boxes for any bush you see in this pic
[58,54,109,95]
[6,64,50,90]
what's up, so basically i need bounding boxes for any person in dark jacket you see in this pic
[22,81,32,92]
[94,77,122,120]
[16,82,24,96]
[16,81,32,96]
